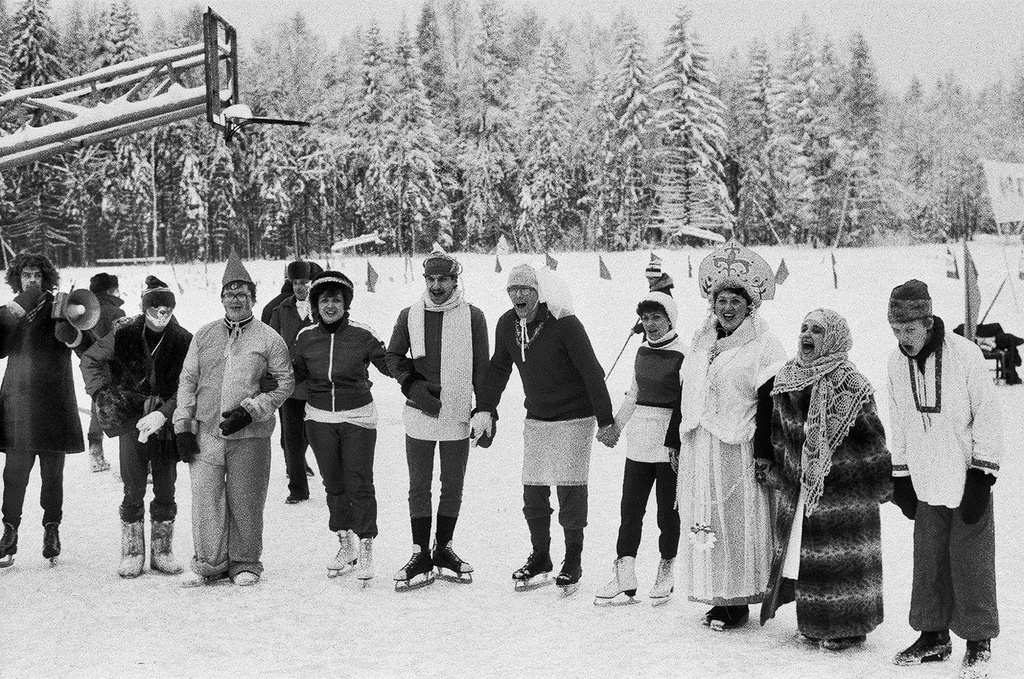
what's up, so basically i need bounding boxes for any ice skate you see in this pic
[327,530,357,578]
[150,520,183,575]
[355,537,374,587]
[892,631,952,666]
[0,522,17,569]
[42,522,60,566]
[648,557,675,607]
[512,551,553,592]
[432,540,473,584]
[555,563,582,597]
[117,521,145,578]
[959,640,991,679]
[393,545,436,592]
[594,556,638,606]
[89,441,110,472]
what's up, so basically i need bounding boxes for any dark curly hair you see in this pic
[6,253,59,293]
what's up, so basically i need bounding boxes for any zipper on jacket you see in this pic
[328,329,336,411]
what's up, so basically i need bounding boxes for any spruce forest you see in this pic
[1,0,1024,265]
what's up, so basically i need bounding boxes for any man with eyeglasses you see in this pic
[173,251,294,587]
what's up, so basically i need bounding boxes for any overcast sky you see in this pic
[61,0,1024,92]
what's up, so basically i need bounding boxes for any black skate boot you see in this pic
[42,522,60,565]
[0,522,17,568]
[512,551,553,592]
[556,533,583,597]
[433,540,473,584]
[892,631,952,666]
[393,545,435,592]
[960,639,991,679]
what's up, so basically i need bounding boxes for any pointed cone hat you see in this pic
[222,248,253,289]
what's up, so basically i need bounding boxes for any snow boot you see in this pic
[892,631,952,666]
[42,522,60,564]
[707,605,749,631]
[180,569,230,588]
[649,557,675,606]
[327,529,357,578]
[594,556,639,606]
[820,635,867,651]
[0,521,17,568]
[233,571,260,586]
[355,536,374,586]
[512,551,554,592]
[960,640,991,679]
[393,545,436,591]
[433,540,473,584]
[556,535,584,597]
[117,520,145,578]
[89,441,110,473]
[150,520,183,575]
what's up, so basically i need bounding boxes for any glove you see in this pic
[176,432,199,463]
[136,411,168,444]
[631,319,645,335]
[54,319,78,344]
[259,371,278,393]
[960,468,996,524]
[219,407,254,436]
[596,423,620,448]
[892,476,918,520]
[407,381,442,417]
[470,411,495,448]
[10,287,43,315]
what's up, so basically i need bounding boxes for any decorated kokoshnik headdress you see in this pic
[697,239,776,308]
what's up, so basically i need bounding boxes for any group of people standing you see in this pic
[0,241,1002,678]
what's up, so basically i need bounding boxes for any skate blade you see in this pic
[0,555,13,569]
[48,557,59,567]
[327,563,356,578]
[436,567,473,584]
[557,582,581,597]
[514,574,553,592]
[357,576,374,588]
[650,587,673,607]
[394,573,436,592]
[594,592,639,607]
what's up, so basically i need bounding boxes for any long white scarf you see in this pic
[408,289,473,425]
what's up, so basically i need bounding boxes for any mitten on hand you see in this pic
[176,432,199,463]
[259,371,278,393]
[219,407,254,436]
[470,410,494,448]
[10,287,43,315]
[960,468,996,525]
[54,319,78,344]
[407,381,442,417]
[631,319,645,335]
[892,476,918,520]
[136,411,168,443]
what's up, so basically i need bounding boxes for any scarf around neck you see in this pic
[407,288,473,424]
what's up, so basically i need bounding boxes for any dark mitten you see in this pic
[11,287,43,314]
[477,419,496,448]
[892,476,918,520]
[960,468,996,524]
[259,371,278,393]
[54,319,78,344]
[407,381,442,417]
[176,432,199,463]
[219,407,254,436]
[632,319,644,335]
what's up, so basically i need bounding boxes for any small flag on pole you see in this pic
[831,252,838,289]
[367,261,379,293]
[599,256,611,280]
[687,256,692,278]
[545,252,558,270]
[964,242,982,342]
[946,246,960,279]
[495,255,502,274]
[775,258,789,285]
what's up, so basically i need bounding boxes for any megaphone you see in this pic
[52,289,101,331]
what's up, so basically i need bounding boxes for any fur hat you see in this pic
[888,279,932,323]
[141,275,175,309]
[222,249,254,294]
[89,272,118,294]
[636,291,678,329]
[310,270,354,312]
[506,264,538,291]
[286,261,321,281]
[423,252,461,277]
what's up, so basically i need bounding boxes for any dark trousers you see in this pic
[118,436,177,523]
[523,484,588,530]
[616,458,680,559]
[88,402,103,445]
[406,436,470,519]
[911,502,999,640]
[306,420,378,538]
[2,452,66,527]
[280,398,310,498]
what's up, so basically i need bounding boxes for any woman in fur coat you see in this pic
[755,308,892,651]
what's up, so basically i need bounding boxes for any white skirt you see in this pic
[522,416,595,486]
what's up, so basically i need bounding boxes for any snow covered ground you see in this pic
[1,242,1023,679]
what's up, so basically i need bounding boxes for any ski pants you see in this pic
[1,451,65,528]
[616,458,680,560]
[118,435,177,524]
[88,401,103,445]
[280,397,311,499]
[405,436,469,519]
[911,502,999,641]
[306,420,378,538]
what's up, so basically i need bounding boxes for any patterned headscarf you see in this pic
[772,308,873,515]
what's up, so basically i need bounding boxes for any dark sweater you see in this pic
[478,304,613,426]
[292,316,392,412]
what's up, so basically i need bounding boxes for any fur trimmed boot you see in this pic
[118,521,145,578]
[150,520,183,575]
[89,441,110,472]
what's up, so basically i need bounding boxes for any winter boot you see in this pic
[707,605,749,631]
[150,520,183,575]
[594,556,639,606]
[89,441,110,473]
[117,520,145,578]
[0,521,17,568]
[42,522,61,563]
[327,530,357,578]
[355,537,374,586]
[393,545,435,591]
[433,540,473,584]
[820,635,867,651]
[556,533,584,597]
[649,557,676,606]
[512,550,554,591]
[892,631,953,666]
[960,639,992,679]
[179,569,230,588]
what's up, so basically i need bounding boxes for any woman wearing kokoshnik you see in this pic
[676,241,786,630]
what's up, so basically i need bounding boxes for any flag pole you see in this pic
[605,327,637,381]
[979,277,1007,326]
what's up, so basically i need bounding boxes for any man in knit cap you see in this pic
[173,251,294,587]
[270,260,324,503]
[385,251,489,590]
[886,279,1002,677]
[632,255,674,336]
[475,264,615,595]
[81,275,193,578]
[85,272,126,472]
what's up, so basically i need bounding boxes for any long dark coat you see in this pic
[760,387,892,639]
[0,293,87,454]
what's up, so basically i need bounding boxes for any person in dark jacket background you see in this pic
[85,272,126,472]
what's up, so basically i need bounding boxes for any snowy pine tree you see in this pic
[10,0,63,88]
[0,0,12,91]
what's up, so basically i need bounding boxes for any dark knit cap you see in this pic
[423,252,461,277]
[310,270,354,311]
[888,279,932,323]
[89,272,118,294]
[142,275,176,308]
